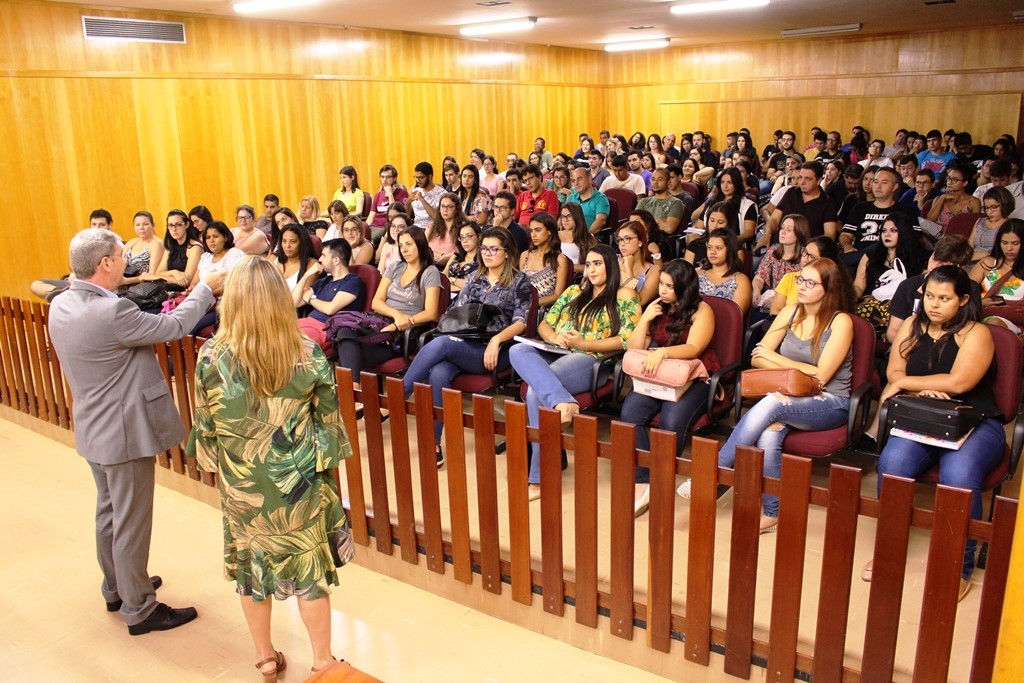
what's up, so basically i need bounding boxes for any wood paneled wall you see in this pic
[607,26,1024,154]
[2,0,1023,296]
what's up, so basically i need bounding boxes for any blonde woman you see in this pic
[299,195,329,237]
[187,256,351,681]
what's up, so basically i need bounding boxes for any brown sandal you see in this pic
[255,651,286,683]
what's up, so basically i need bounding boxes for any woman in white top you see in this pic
[273,224,319,291]
[230,204,270,256]
[322,200,348,242]
[191,221,246,289]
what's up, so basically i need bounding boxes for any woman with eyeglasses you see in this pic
[299,195,329,238]
[521,212,572,308]
[377,211,410,275]
[366,164,408,241]
[143,210,204,290]
[770,235,854,315]
[853,213,929,331]
[509,243,641,499]
[927,162,980,228]
[616,220,661,306]
[444,222,481,294]
[427,192,464,265]
[332,166,364,217]
[967,186,1015,263]
[677,257,854,534]
[551,165,572,204]
[557,202,597,274]
[695,227,752,314]
[230,204,270,257]
[337,215,371,266]
[402,228,533,466]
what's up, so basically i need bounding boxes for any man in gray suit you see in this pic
[49,228,224,635]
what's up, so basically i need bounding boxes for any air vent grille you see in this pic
[82,16,186,44]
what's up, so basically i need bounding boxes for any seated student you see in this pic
[231,204,270,256]
[926,162,981,228]
[968,186,1015,263]
[188,221,247,335]
[299,195,329,237]
[294,239,365,351]
[119,211,166,288]
[402,228,533,467]
[31,209,114,301]
[689,168,757,243]
[752,213,809,320]
[142,209,205,291]
[509,243,640,500]
[377,211,409,275]
[770,236,855,315]
[616,220,661,306]
[490,189,530,254]
[853,213,929,333]
[341,215,374,266]
[620,259,717,516]
[273,224,319,291]
[557,201,597,274]
[867,266,1003,603]
[970,219,1024,332]
[695,228,752,314]
[887,235,979,344]
[599,154,648,197]
[677,257,854,534]
[337,226,441,381]
[444,221,480,295]
[520,212,572,309]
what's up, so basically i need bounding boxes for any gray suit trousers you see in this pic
[89,457,158,625]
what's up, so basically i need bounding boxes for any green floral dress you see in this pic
[186,337,352,602]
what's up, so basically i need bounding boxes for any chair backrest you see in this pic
[604,196,620,235]
[701,295,743,370]
[349,264,382,312]
[986,323,1023,425]
[309,234,323,257]
[436,272,452,319]
[361,191,373,219]
[679,181,700,204]
[523,285,540,338]
[604,188,638,221]
[944,212,983,239]
[848,313,877,391]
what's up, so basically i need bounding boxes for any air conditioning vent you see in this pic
[82,16,186,44]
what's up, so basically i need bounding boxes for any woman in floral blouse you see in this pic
[509,243,641,499]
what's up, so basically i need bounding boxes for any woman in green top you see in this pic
[187,256,352,681]
[509,243,641,498]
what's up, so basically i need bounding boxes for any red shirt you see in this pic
[514,189,559,226]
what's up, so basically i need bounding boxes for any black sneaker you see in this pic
[435,445,445,468]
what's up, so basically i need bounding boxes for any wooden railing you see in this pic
[0,295,1014,681]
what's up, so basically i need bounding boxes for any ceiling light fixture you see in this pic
[780,23,862,37]
[604,39,671,52]
[669,0,769,16]
[459,16,538,37]
[233,0,321,13]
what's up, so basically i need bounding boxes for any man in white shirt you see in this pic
[599,155,647,197]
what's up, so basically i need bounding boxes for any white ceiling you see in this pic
[52,0,1019,51]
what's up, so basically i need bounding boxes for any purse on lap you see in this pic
[885,394,981,448]
[740,367,821,399]
[624,349,710,400]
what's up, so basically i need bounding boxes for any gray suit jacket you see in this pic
[48,280,215,465]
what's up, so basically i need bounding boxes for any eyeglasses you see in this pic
[236,215,253,222]
[795,276,821,289]
[380,175,394,180]
[459,233,477,241]
[493,204,511,211]
[440,203,456,210]
[342,226,361,234]
[984,204,1002,212]
[479,245,505,255]
[947,176,965,183]
[616,235,638,245]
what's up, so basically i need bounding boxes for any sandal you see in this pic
[255,651,286,683]
[311,657,341,674]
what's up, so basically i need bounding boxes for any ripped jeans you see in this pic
[718,391,850,518]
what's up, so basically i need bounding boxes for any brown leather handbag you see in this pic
[740,368,821,399]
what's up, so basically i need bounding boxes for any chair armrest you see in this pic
[875,398,892,455]
[1008,407,1024,478]
[706,359,741,424]
[402,322,439,361]
[846,381,873,446]
[590,349,625,404]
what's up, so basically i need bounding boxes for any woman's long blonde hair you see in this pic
[216,256,309,395]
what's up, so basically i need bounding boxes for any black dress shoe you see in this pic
[106,575,163,612]
[128,603,198,636]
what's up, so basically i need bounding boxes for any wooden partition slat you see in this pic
[182,336,215,487]
[385,378,417,565]
[360,373,392,556]
[152,342,173,470]
[336,369,369,546]
[22,301,48,423]
[413,382,444,573]
[167,339,197,480]
[504,400,532,606]
[29,303,58,425]
[811,465,862,683]
[45,307,71,429]
[12,300,38,418]
[3,298,29,414]
[572,414,600,627]
[914,485,972,682]
[539,407,565,616]
[685,436,721,665]
[442,388,472,585]
[472,394,501,594]
[646,428,677,654]
[862,474,917,681]
[0,298,14,408]
[767,455,813,683]
[724,444,765,678]
[608,420,637,639]
[972,496,1019,682]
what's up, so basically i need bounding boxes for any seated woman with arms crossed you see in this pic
[142,210,205,291]
[509,243,640,500]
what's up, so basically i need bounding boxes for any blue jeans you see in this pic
[509,344,607,485]
[403,335,511,444]
[619,382,710,483]
[877,417,1005,580]
[719,392,850,518]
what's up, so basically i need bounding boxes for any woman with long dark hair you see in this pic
[444,222,481,295]
[616,220,661,306]
[696,227,752,313]
[867,266,1003,602]
[521,212,572,308]
[333,165,364,216]
[690,167,757,242]
[427,192,465,264]
[621,259,718,515]
[678,257,855,533]
[557,201,596,273]
[273,224,318,291]
[853,213,929,331]
[456,164,492,225]
[509,243,641,499]
[144,209,204,289]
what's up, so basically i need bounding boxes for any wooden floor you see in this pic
[0,417,671,683]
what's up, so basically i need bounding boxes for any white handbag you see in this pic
[871,257,907,302]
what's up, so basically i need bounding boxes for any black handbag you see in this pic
[435,303,502,340]
[123,281,169,309]
[886,395,982,441]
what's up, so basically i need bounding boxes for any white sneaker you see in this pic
[676,479,692,499]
